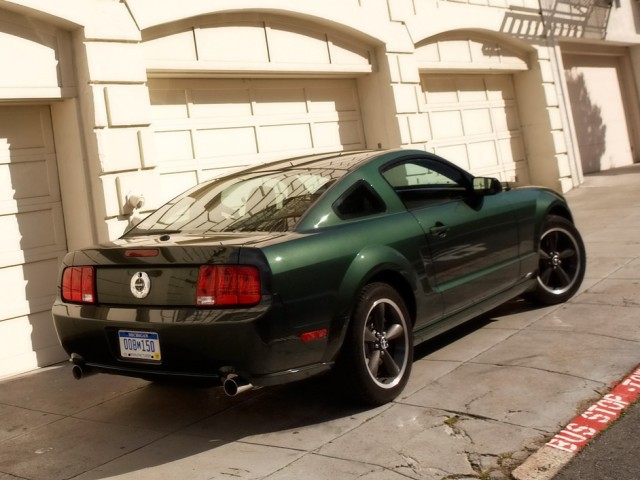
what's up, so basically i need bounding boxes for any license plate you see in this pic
[118,330,161,361]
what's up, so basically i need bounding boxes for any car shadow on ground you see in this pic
[413,297,546,361]
[0,297,548,480]
[66,375,384,479]
[102,299,548,478]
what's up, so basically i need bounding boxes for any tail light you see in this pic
[196,265,261,307]
[61,266,95,304]
[124,249,159,258]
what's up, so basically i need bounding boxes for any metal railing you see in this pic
[539,0,612,39]
[439,0,613,40]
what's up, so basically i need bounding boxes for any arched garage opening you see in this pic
[415,31,533,184]
[562,44,640,174]
[141,13,378,199]
[0,9,78,377]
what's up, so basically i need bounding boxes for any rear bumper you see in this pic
[67,355,332,387]
[52,301,331,387]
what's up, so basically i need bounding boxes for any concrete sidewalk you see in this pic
[1,165,639,480]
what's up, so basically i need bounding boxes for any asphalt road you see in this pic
[554,400,640,480]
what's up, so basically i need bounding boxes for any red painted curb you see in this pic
[546,365,640,454]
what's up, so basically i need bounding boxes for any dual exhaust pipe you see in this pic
[222,373,254,397]
[71,360,253,397]
[72,364,97,380]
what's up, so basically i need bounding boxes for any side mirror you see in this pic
[472,177,503,195]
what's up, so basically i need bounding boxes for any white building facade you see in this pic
[1,0,638,378]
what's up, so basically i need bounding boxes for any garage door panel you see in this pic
[150,78,365,182]
[155,130,194,163]
[457,77,487,101]
[485,76,516,100]
[196,127,258,157]
[463,109,493,136]
[2,160,51,201]
[17,311,61,352]
[564,53,635,172]
[431,111,464,139]
[0,316,35,361]
[0,105,67,376]
[421,73,528,182]
[0,257,60,320]
[191,89,252,117]
[423,77,457,104]
[0,205,65,260]
[149,90,189,120]
[468,141,499,169]
[307,87,359,113]
[435,144,469,170]
[160,171,198,201]
[0,313,65,375]
[253,88,307,115]
[0,107,54,155]
[259,124,312,153]
[314,119,363,148]
[0,155,60,209]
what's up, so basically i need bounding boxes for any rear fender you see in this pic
[324,244,419,360]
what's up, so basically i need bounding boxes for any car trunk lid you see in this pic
[64,233,277,307]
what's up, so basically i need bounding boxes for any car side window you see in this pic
[382,159,467,209]
[333,181,386,220]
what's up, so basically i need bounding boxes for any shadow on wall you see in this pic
[565,71,607,174]
[499,0,612,42]
[0,105,67,377]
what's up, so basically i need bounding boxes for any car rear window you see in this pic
[126,168,347,235]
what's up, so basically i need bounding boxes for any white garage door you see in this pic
[420,74,529,183]
[148,78,366,199]
[0,105,67,378]
[564,54,635,174]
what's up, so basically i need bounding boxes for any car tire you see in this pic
[336,282,413,406]
[531,215,586,305]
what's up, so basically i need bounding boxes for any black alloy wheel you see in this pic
[337,282,413,405]
[533,215,586,305]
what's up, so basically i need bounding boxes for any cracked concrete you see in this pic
[1,165,640,480]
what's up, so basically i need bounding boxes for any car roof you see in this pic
[243,150,388,174]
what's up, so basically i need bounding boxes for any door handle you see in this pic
[429,222,449,238]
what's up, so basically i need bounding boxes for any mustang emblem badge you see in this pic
[130,272,151,299]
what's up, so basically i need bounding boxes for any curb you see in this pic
[512,364,640,480]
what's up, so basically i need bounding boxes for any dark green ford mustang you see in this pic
[53,149,586,405]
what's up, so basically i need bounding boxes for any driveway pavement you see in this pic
[1,165,639,480]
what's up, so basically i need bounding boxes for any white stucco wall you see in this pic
[3,0,631,244]
[606,0,640,44]
[1,0,639,378]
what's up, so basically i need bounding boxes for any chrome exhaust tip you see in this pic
[71,363,96,380]
[222,374,253,397]
[70,354,97,380]
[72,364,86,380]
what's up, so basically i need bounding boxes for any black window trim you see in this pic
[332,179,387,220]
